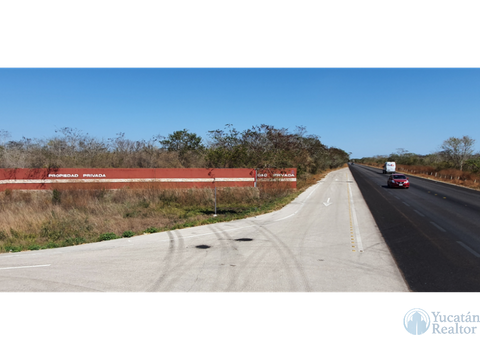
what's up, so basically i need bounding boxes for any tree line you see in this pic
[356,136,480,173]
[0,125,349,176]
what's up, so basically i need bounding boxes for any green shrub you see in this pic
[63,237,86,246]
[124,211,139,218]
[138,199,150,208]
[94,188,107,200]
[28,244,41,251]
[98,232,117,241]
[52,189,61,205]
[144,227,159,233]
[9,228,21,239]
[40,216,92,241]
[122,230,135,238]
[5,245,22,252]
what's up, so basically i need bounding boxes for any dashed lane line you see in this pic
[457,242,480,258]
[0,264,51,270]
[430,222,446,232]
[347,173,364,253]
[414,210,425,217]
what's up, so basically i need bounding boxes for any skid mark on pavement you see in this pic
[226,222,273,291]
[254,226,297,291]
[0,273,103,291]
[256,225,312,291]
[209,225,239,291]
[147,230,202,291]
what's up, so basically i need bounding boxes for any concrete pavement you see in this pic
[0,167,408,291]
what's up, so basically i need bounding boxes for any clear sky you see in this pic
[1,68,479,159]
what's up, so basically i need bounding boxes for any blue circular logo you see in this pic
[404,308,430,335]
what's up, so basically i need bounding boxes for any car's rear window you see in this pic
[393,175,406,179]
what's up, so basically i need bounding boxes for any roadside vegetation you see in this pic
[355,136,480,190]
[0,124,348,173]
[0,125,349,253]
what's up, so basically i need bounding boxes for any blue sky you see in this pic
[1,68,479,159]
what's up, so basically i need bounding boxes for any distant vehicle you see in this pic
[387,173,410,189]
[383,162,396,174]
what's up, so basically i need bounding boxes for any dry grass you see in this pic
[0,187,257,231]
[0,168,341,253]
[0,184,286,252]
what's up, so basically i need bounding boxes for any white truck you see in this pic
[383,161,396,174]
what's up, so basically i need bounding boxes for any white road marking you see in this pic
[273,183,320,222]
[414,210,425,217]
[1,253,38,258]
[0,264,51,270]
[430,222,446,232]
[347,176,364,253]
[305,185,319,201]
[323,198,332,207]
[402,202,410,207]
[457,242,480,257]
[273,213,296,222]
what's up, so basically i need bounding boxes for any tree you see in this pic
[204,124,335,174]
[159,129,204,167]
[328,147,350,168]
[0,130,10,146]
[0,130,11,167]
[160,130,203,153]
[440,136,476,171]
[388,148,420,166]
[205,125,247,168]
[464,156,480,173]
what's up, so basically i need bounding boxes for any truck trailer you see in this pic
[383,162,396,174]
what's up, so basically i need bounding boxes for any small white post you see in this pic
[214,178,217,217]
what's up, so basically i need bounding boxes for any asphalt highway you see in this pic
[349,164,480,291]
[0,167,408,292]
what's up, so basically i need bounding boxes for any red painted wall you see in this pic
[0,168,296,190]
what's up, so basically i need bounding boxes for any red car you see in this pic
[387,173,410,189]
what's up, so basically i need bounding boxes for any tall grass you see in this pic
[0,183,291,253]
[0,167,341,253]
